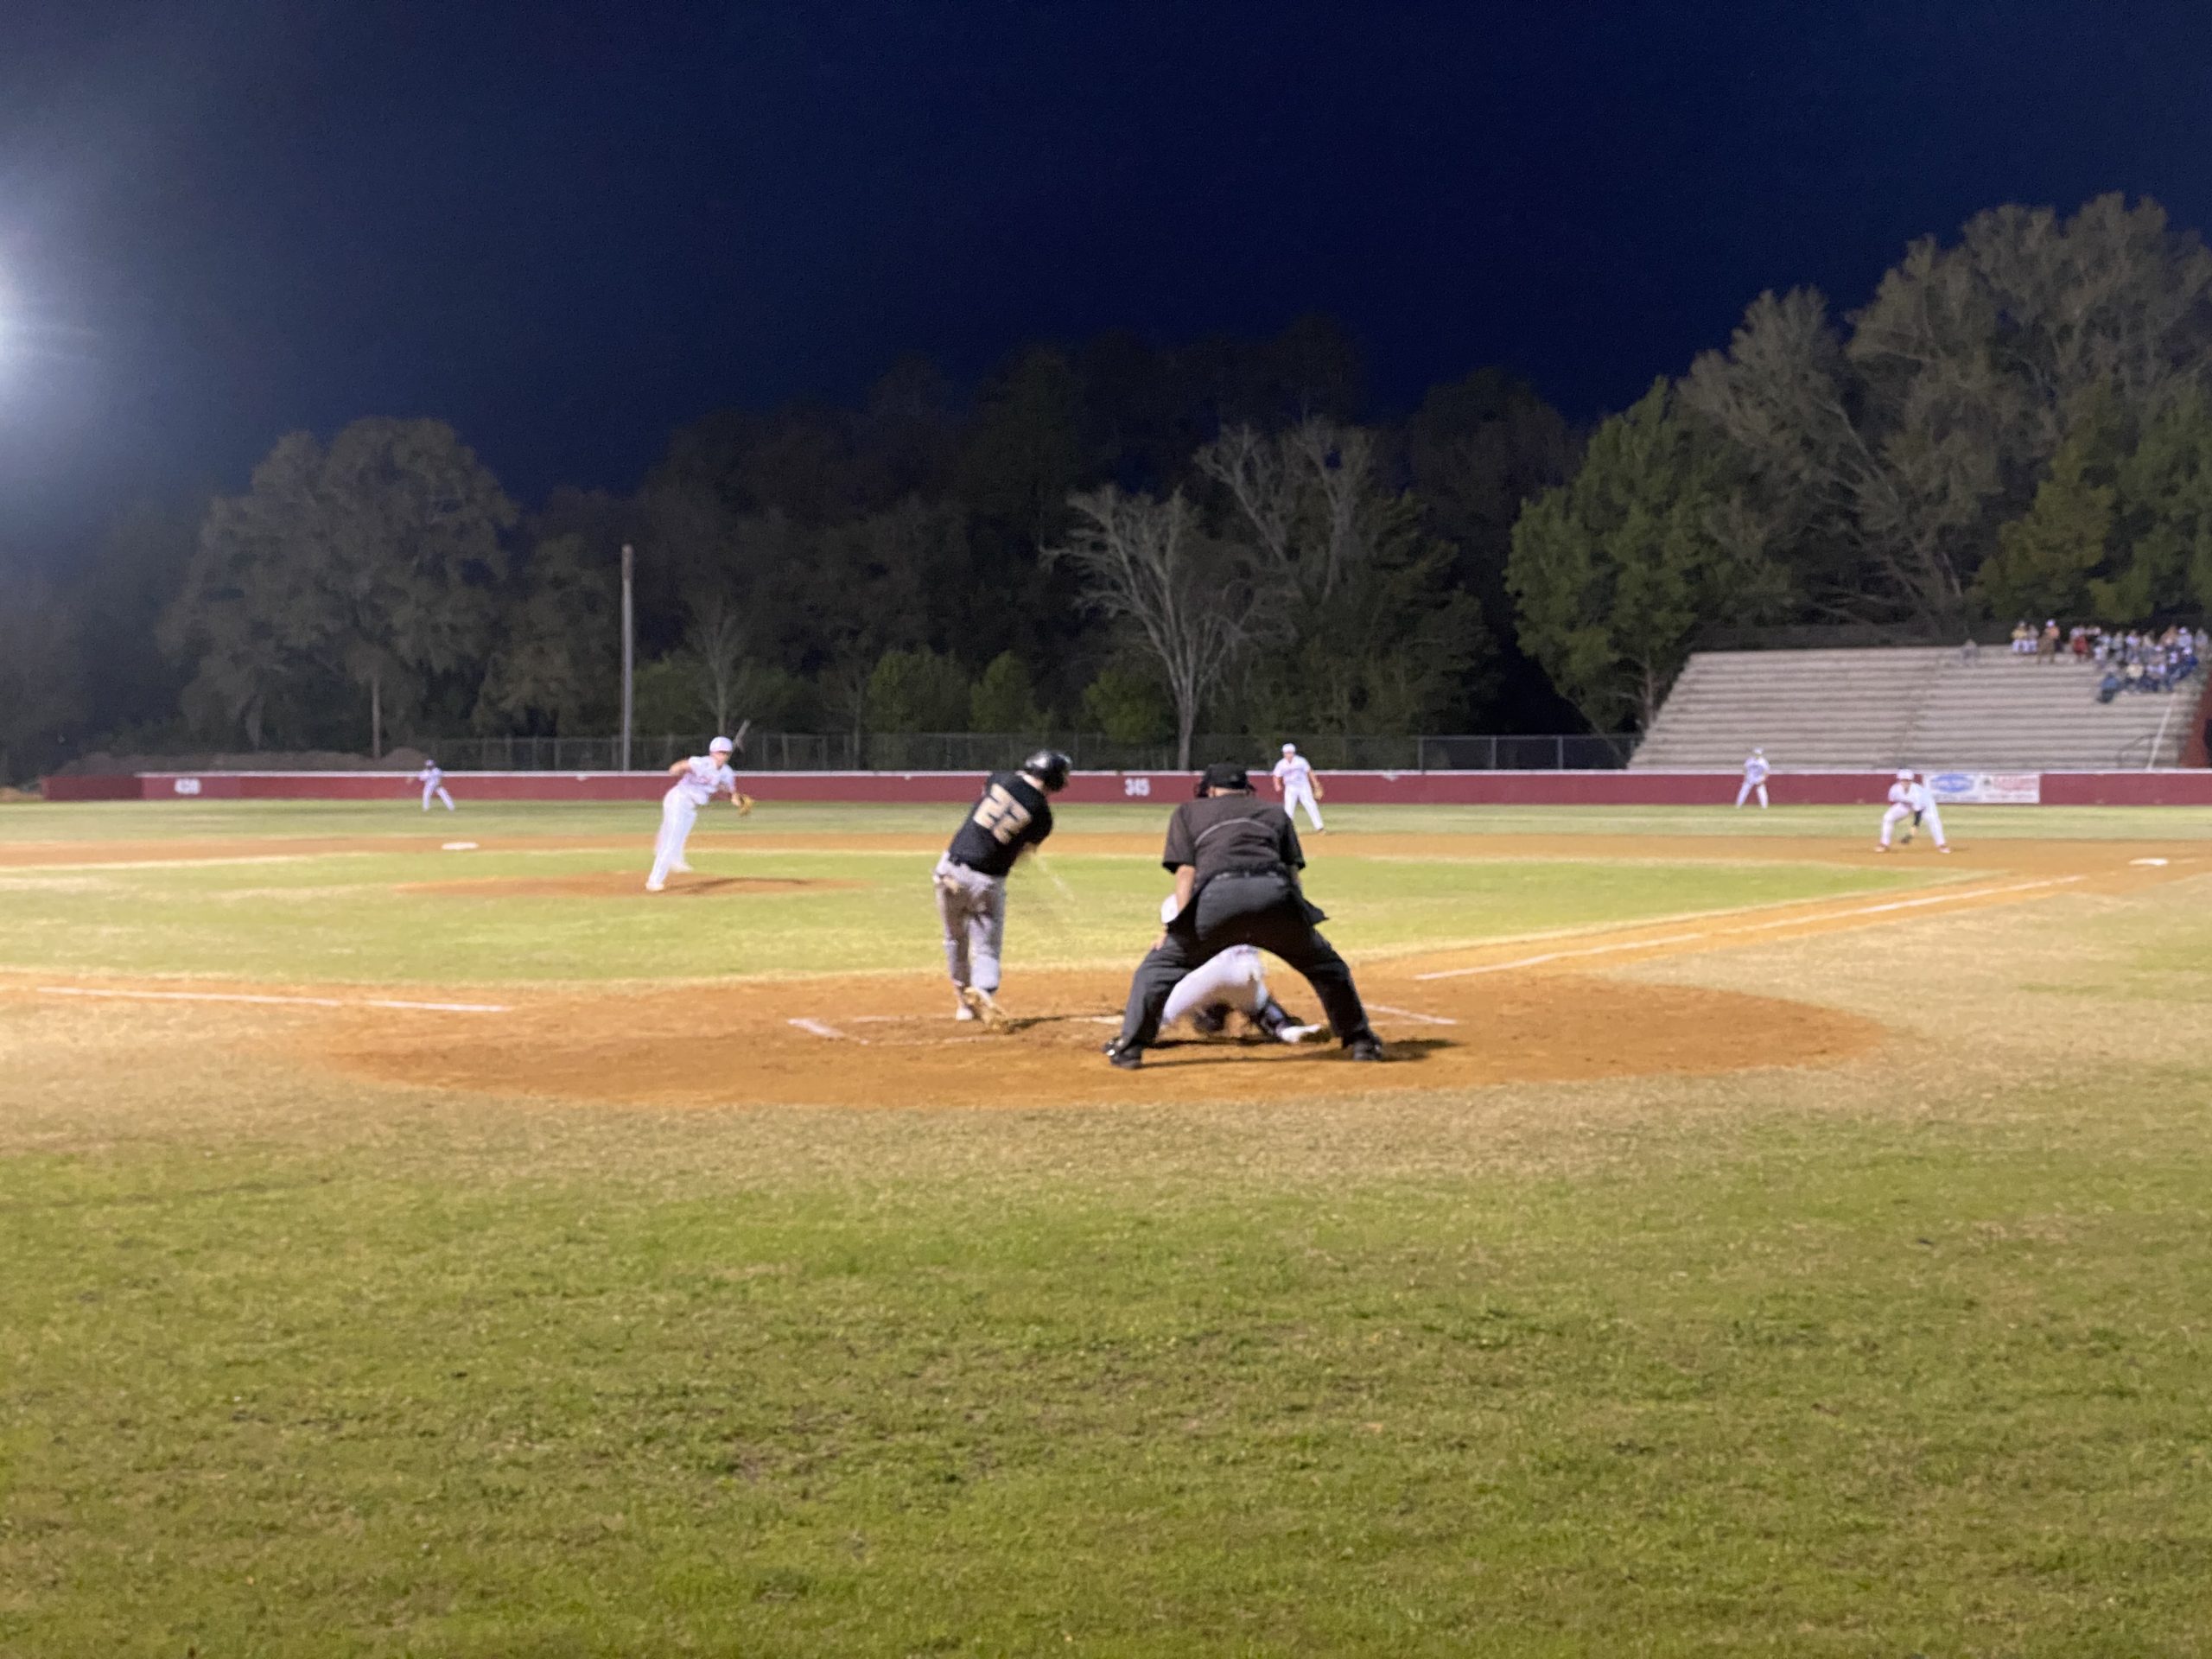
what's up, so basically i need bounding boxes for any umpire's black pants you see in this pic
[1115,872,1374,1051]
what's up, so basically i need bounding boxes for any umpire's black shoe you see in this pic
[1345,1036,1385,1062]
[1103,1041,1143,1070]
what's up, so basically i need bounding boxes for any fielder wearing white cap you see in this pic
[646,736,755,892]
[416,759,456,813]
[1154,894,1324,1043]
[1735,747,1769,810]
[1876,768,1947,852]
[1271,742,1325,832]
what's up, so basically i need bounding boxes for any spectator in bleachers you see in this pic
[2038,620,2061,661]
[2010,620,2036,654]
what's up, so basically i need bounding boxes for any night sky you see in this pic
[8,0,2212,557]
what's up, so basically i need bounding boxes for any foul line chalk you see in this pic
[35,986,509,1014]
[788,1017,861,1042]
[1368,1002,1459,1027]
[1414,875,2082,982]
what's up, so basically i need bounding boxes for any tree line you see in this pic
[1,320,1577,778]
[6,194,2210,780]
[1511,194,2212,728]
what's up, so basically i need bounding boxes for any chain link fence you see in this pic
[412,732,1636,772]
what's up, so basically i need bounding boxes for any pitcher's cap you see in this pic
[709,736,734,753]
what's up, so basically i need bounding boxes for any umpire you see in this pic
[1104,762,1382,1069]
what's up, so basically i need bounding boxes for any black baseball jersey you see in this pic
[1160,793,1303,880]
[944,771,1055,877]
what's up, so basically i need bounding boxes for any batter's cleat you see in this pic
[1276,1022,1327,1045]
[954,998,976,1021]
[1103,1041,1143,1070]
[1344,1036,1385,1062]
[960,986,1008,1029]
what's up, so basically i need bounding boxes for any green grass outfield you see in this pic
[0,801,1950,984]
[3,799,2211,1655]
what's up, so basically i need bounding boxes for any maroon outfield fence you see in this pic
[40,767,2212,808]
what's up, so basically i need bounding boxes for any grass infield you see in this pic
[3,799,2209,1655]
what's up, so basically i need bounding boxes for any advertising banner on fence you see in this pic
[1926,770,2042,805]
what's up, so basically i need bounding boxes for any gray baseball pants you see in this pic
[933,856,1007,993]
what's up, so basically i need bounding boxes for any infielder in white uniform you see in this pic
[416,760,455,812]
[1155,896,1324,1042]
[1878,770,1950,853]
[647,737,753,892]
[1271,743,1324,831]
[1735,747,1770,809]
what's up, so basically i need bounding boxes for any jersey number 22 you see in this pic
[970,785,1034,845]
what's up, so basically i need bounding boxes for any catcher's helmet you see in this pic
[1023,749,1073,791]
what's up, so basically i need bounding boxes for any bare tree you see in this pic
[1196,417,1379,601]
[682,591,747,734]
[1046,487,1269,767]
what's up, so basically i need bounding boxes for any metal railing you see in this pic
[406,731,1638,773]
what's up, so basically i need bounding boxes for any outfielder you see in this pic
[1272,743,1325,831]
[416,760,455,813]
[646,736,755,892]
[934,749,1071,1025]
[1735,748,1769,809]
[1156,895,1325,1043]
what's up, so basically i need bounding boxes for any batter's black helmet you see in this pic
[1023,749,1073,791]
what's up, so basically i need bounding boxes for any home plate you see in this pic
[442,842,480,852]
[2131,857,2171,868]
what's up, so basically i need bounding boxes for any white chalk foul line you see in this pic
[788,1017,861,1042]
[1413,876,2082,982]
[1368,1001,1459,1027]
[35,986,509,1014]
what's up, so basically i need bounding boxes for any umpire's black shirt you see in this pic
[1162,792,1303,881]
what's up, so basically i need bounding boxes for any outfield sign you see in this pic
[1927,770,2041,805]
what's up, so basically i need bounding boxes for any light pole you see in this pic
[620,543,635,772]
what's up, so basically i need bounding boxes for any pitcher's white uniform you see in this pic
[1272,744,1324,831]
[417,762,455,812]
[1735,749,1769,809]
[648,741,738,891]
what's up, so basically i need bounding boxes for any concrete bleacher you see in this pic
[1631,646,2200,771]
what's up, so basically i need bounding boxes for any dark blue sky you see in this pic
[7,0,2212,556]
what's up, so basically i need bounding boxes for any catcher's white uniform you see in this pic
[1154,897,1323,1041]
